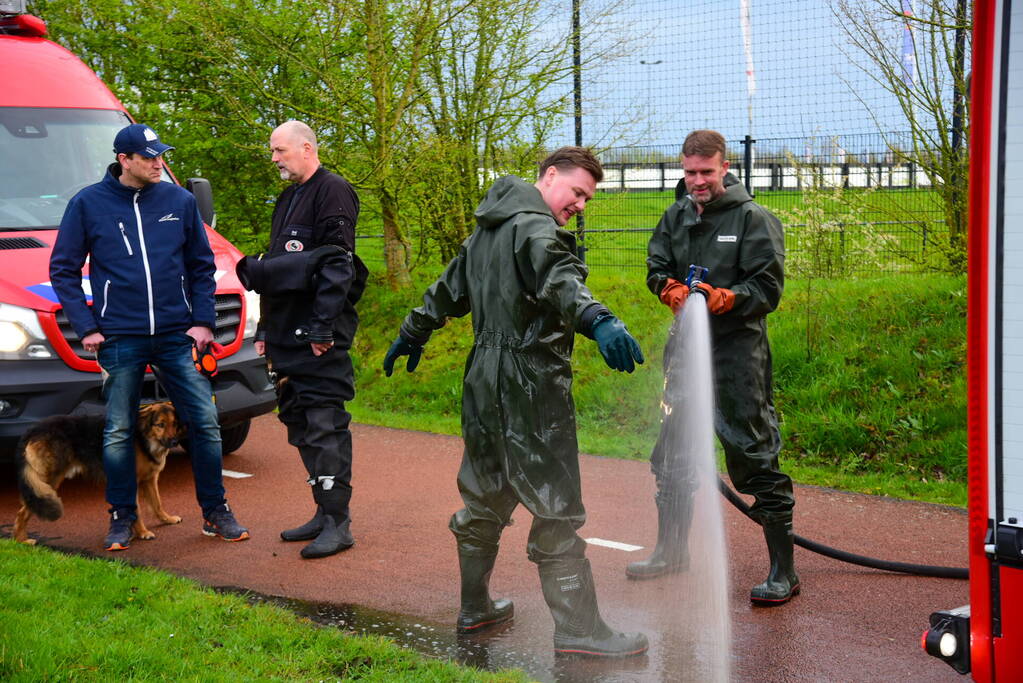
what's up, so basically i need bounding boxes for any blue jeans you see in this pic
[97,332,224,516]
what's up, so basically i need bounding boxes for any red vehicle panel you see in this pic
[0,7,274,456]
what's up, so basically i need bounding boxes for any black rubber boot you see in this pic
[456,553,514,634]
[750,519,800,606]
[301,487,354,559]
[539,558,649,658]
[300,516,354,559]
[280,505,325,542]
[626,491,692,580]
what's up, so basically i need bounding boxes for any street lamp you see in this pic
[572,0,582,147]
[571,0,587,261]
[639,60,663,130]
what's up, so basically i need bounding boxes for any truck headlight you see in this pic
[243,290,260,339]
[0,303,55,359]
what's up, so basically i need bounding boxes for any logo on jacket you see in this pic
[158,213,179,222]
[717,235,737,242]
[285,239,305,252]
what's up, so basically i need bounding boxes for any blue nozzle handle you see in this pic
[685,264,709,288]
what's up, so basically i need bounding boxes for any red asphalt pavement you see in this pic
[1,414,969,682]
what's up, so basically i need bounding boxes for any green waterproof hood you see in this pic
[475,176,554,229]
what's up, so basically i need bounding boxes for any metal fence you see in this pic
[577,221,947,277]
[357,132,950,276]
[544,0,964,277]
[575,133,949,276]
[359,215,949,278]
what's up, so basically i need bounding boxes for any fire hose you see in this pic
[717,477,968,580]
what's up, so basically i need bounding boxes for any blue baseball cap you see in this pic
[113,123,174,157]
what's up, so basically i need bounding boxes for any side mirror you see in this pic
[186,177,215,227]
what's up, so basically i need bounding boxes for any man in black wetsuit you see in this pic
[254,120,367,559]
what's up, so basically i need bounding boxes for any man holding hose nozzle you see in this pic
[383,147,649,657]
[631,129,798,605]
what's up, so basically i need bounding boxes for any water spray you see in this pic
[661,280,731,680]
[682,263,967,581]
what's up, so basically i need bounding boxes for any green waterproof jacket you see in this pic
[401,174,607,354]
[647,173,785,335]
[399,176,608,512]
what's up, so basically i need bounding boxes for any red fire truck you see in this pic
[0,2,275,457]
[923,0,1023,678]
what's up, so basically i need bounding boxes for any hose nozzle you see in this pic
[686,264,709,295]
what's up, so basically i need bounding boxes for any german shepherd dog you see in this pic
[13,402,184,545]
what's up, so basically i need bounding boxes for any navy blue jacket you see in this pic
[50,163,216,339]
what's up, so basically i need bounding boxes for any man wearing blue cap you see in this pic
[49,123,250,550]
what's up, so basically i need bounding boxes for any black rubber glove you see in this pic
[592,316,644,373]
[383,336,424,377]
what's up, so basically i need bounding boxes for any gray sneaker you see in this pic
[202,503,250,541]
[105,508,135,551]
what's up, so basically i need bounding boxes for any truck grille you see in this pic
[0,237,48,249]
[213,294,243,345]
[55,293,243,360]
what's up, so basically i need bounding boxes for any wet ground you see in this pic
[1,415,970,681]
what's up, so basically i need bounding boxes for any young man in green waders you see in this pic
[384,147,649,657]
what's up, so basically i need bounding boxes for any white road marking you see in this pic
[585,538,644,552]
[222,469,253,479]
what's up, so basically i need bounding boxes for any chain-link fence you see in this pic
[564,0,948,147]
[554,0,965,276]
[580,132,949,276]
[359,0,963,278]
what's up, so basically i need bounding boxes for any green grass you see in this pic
[356,188,950,276]
[771,275,966,505]
[353,268,966,507]
[0,541,526,682]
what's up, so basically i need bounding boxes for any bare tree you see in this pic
[834,0,970,269]
[411,0,635,262]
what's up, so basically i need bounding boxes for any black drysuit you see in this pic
[256,167,366,521]
[646,174,792,524]
[399,176,609,564]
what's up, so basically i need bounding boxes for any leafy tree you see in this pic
[28,0,330,252]
[410,0,636,263]
[28,0,635,285]
[353,0,442,287]
[129,0,366,253]
[413,0,571,261]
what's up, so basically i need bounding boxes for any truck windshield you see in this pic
[0,107,173,230]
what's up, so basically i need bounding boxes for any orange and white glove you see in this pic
[693,282,736,314]
[658,278,689,313]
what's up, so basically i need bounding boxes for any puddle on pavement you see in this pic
[220,587,658,682]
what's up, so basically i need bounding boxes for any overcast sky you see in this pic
[549,0,949,153]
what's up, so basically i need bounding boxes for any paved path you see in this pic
[0,415,969,682]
